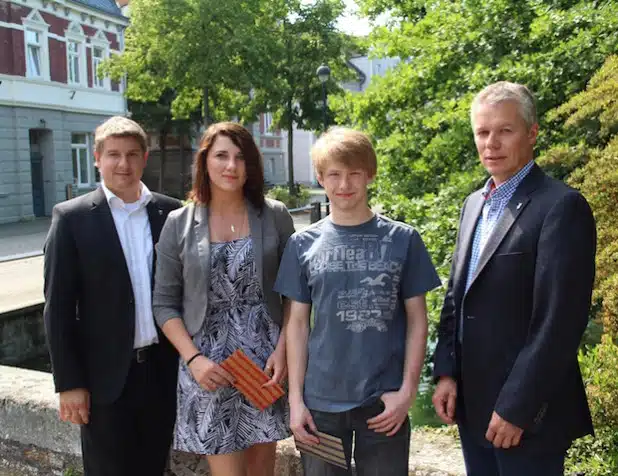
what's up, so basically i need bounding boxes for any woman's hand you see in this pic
[189,356,235,392]
[263,344,287,387]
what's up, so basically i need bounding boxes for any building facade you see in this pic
[254,112,285,185]
[0,0,127,223]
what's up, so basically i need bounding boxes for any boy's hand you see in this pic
[367,390,412,436]
[263,344,287,388]
[289,400,320,445]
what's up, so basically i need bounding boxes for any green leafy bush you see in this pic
[409,384,444,428]
[566,336,618,475]
[267,184,311,209]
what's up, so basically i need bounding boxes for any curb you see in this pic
[0,251,44,263]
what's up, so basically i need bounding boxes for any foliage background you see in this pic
[331,1,618,471]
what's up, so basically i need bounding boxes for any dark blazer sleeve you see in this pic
[495,192,596,428]
[433,197,469,380]
[43,205,86,393]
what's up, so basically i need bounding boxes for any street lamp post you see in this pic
[316,64,330,133]
[316,64,331,214]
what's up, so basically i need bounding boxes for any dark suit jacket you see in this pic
[43,187,182,405]
[433,164,595,452]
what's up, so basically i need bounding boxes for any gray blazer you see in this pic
[153,198,295,336]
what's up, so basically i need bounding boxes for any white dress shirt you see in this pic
[101,181,159,349]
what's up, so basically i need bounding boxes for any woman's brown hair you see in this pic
[188,122,265,209]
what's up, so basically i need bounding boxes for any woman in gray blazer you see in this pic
[153,122,296,476]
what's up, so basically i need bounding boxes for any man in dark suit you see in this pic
[432,82,596,475]
[44,116,182,475]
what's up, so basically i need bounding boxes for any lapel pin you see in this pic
[158,209,163,215]
[516,202,523,210]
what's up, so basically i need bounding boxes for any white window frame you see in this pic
[67,40,81,84]
[263,112,274,136]
[71,133,96,187]
[22,10,50,81]
[91,31,111,90]
[65,22,87,87]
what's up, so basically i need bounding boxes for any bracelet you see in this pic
[186,352,202,366]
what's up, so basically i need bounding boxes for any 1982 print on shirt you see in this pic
[308,230,402,333]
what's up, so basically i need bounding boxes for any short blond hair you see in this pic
[94,116,148,154]
[311,127,377,177]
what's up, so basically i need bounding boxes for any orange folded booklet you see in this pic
[220,349,285,411]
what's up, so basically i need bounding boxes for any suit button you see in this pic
[450,351,455,358]
[129,298,134,305]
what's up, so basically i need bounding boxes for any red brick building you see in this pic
[0,0,128,223]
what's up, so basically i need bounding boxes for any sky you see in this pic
[337,0,373,36]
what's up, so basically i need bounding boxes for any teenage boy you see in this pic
[274,127,441,475]
[44,116,182,475]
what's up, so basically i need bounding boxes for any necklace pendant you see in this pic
[231,224,235,233]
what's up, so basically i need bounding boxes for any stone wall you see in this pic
[0,303,46,366]
[0,365,466,475]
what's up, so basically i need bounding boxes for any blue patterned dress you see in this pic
[174,237,289,455]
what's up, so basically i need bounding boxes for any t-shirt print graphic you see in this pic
[310,233,401,334]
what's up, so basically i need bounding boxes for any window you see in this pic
[26,30,42,77]
[91,31,111,90]
[67,41,81,84]
[92,47,105,88]
[65,22,86,86]
[263,113,274,136]
[22,10,50,80]
[71,133,96,187]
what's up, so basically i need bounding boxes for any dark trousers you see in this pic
[80,346,177,476]
[458,424,566,476]
[302,399,411,476]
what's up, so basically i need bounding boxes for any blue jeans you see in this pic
[458,424,566,476]
[302,399,411,476]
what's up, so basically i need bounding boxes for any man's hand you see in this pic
[263,344,287,388]
[485,411,523,449]
[432,376,457,425]
[289,400,320,446]
[59,388,90,425]
[189,356,235,392]
[367,390,412,436]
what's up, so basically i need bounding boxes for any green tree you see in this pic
[540,55,618,337]
[128,93,198,197]
[537,54,618,475]
[102,0,287,123]
[103,0,352,195]
[251,0,353,193]
[331,0,618,348]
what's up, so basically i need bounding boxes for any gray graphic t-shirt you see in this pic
[274,214,441,412]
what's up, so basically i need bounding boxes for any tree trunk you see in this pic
[203,86,211,127]
[158,129,167,193]
[179,132,187,198]
[287,100,295,196]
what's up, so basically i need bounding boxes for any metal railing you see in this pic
[287,201,327,224]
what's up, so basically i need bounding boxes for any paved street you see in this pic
[0,256,44,313]
[0,218,50,261]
